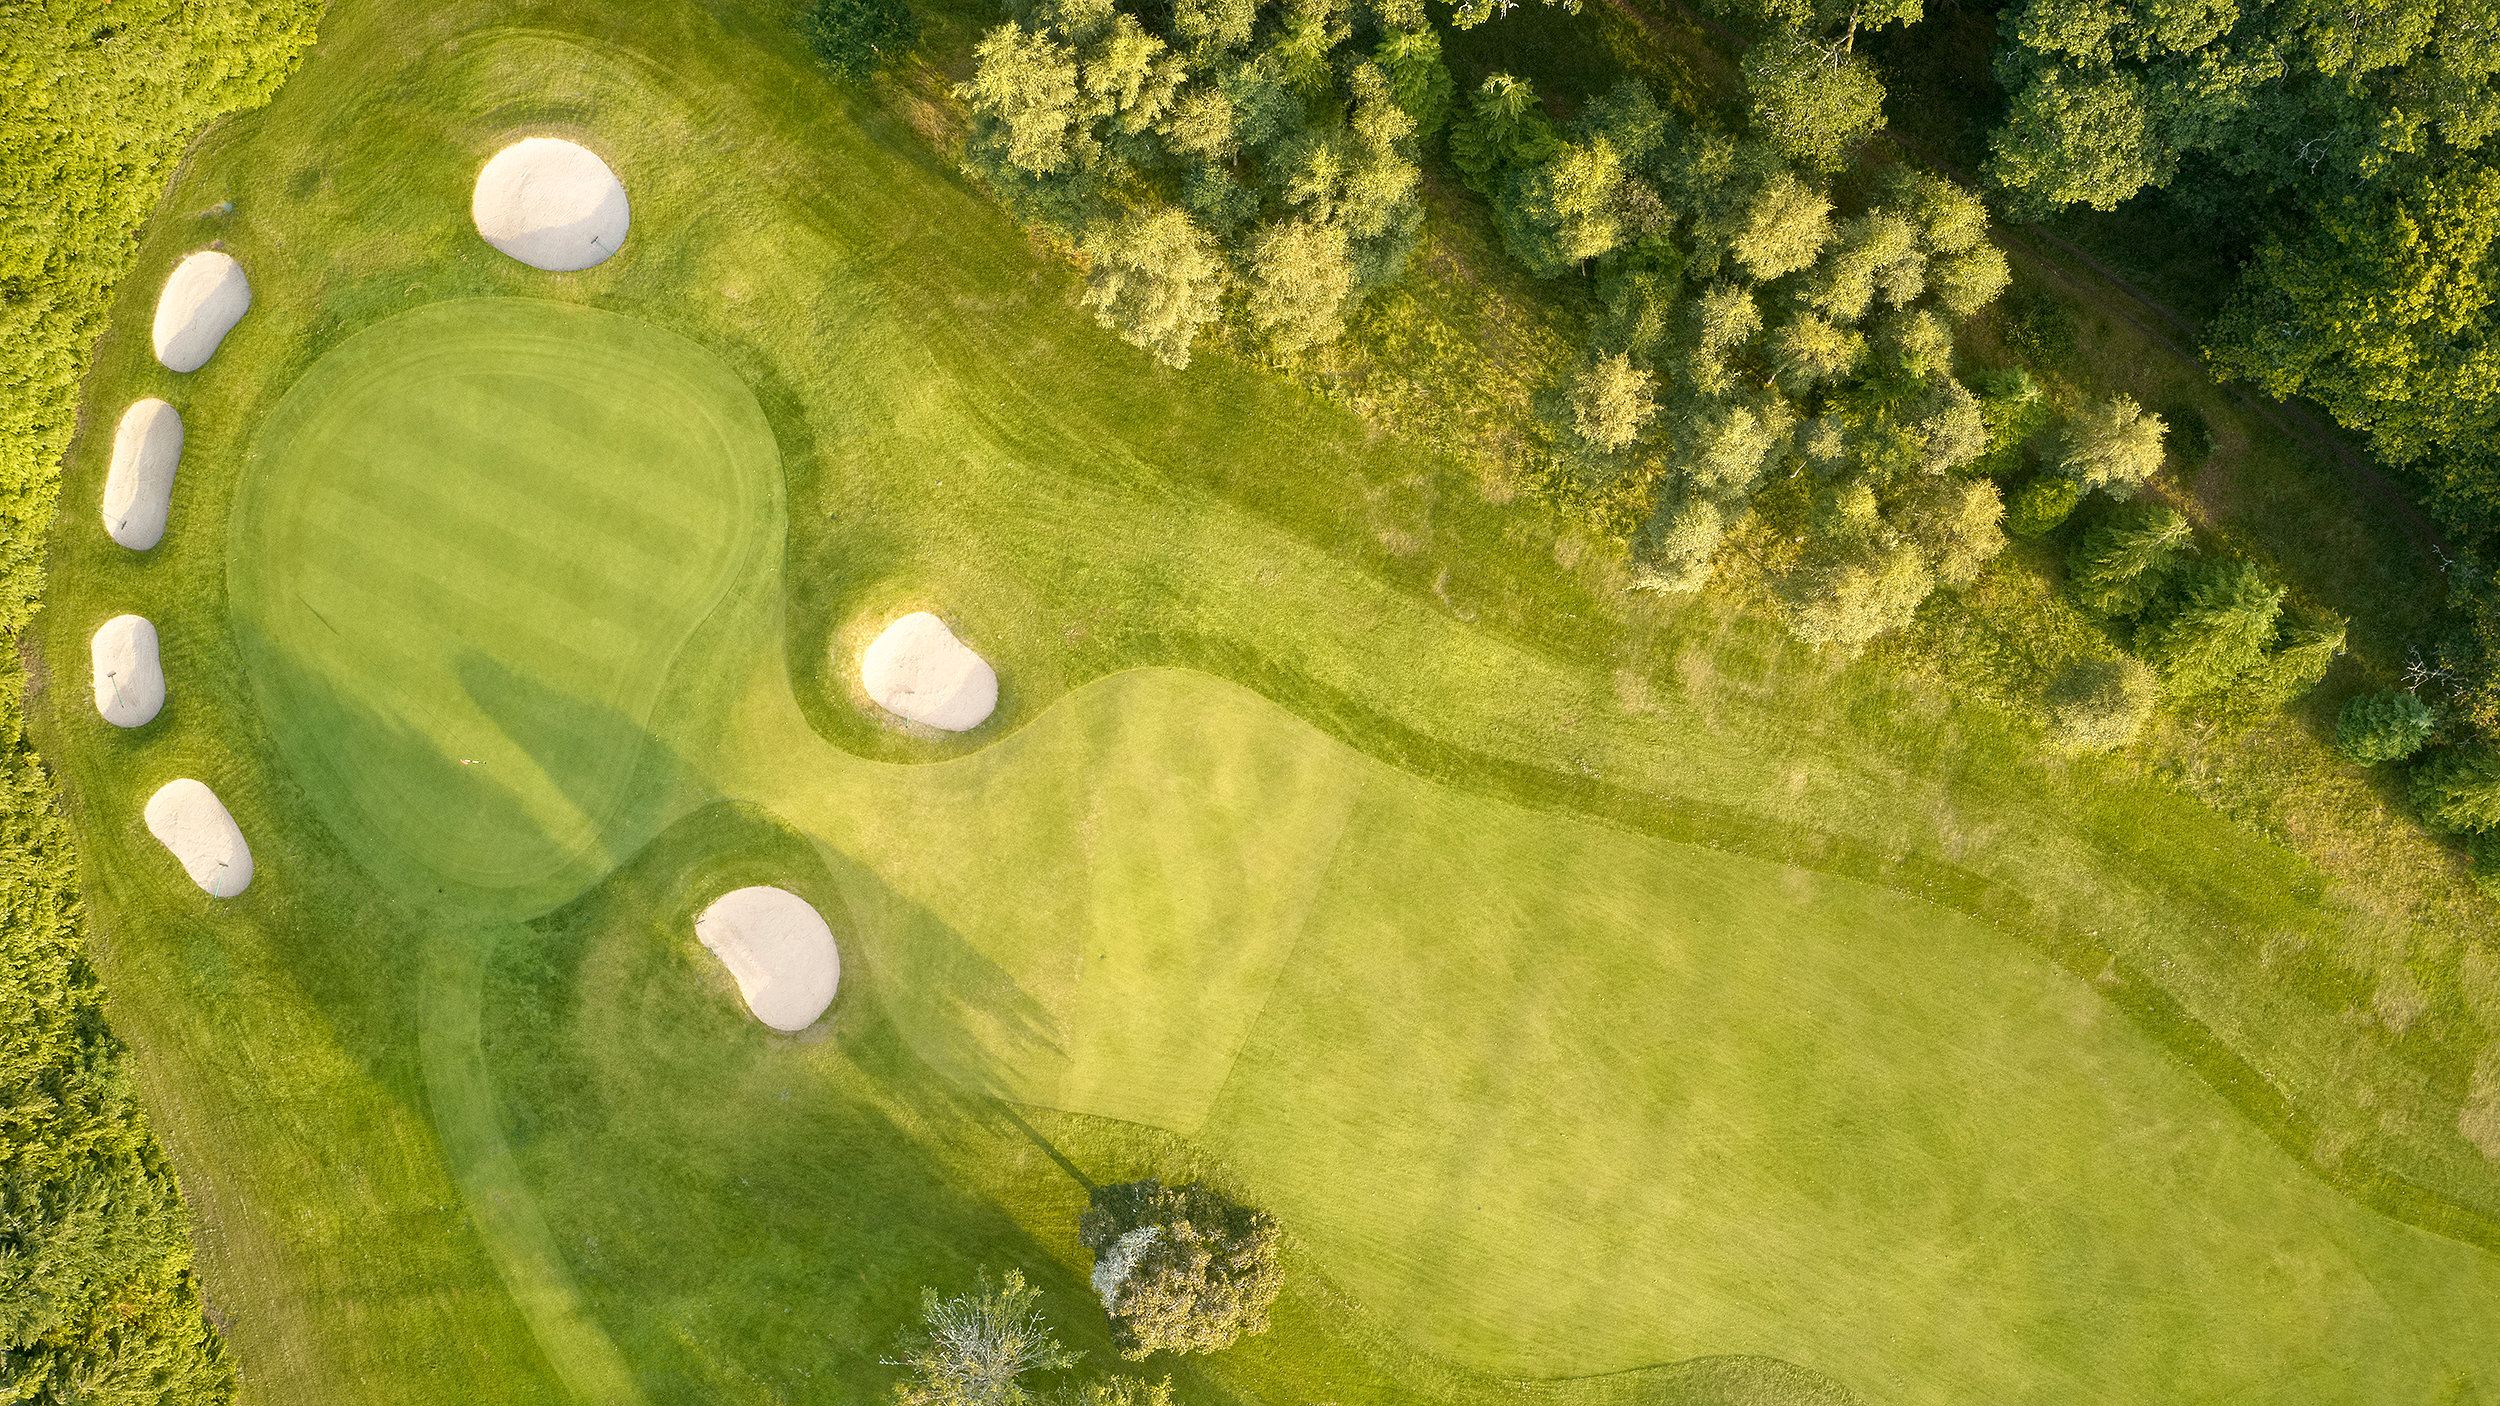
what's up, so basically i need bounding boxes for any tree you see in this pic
[2046,655,2160,751]
[1078,1180,1282,1359]
[2233,607,2346,711]
[1057,1378,1176,1406]
[2412,745,2500,833]
[1080,205,1229,367]
[1894,475,2005,584]
[1570,352,1659,448]
[2338,689,2437,763]
[1244,218,1355,352]
[1447,74,1565,196]
[1731,171,1835,280]
[803,0,921,82]
[1743,33,1886,174]
[2005,474,2079,536]
[2066,503,2189,615]
[2053,393,2167,498]
[1782,536,1936,649]
[959,25,1086,175]
[2136,555,2285,695]
[887,1270,1081,1406]
[1374,27,1456,141]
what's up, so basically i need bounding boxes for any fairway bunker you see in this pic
[473,138,630,271]
[103,398,182,549]
[861,613,998,731]
[91,615,165,728]
[152,251,250,372]
[144,779,251,897]
[694,886,839,1031]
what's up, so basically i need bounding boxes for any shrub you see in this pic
[1999,289,2075,367]
[1078,1180,1282,1359]
[802,0,920,82]
[2005,474,2079,537]
[2066,504,2189,616]
[2472,831,2500,898]
[2412,746,2500,835]
[2337,690,2436,764]
[2137,555,2284,696]
[2046,656,2159,751]
[2166,403,2215,467]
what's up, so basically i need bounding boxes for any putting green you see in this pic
[230,298,779,895]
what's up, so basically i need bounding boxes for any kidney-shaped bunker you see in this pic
[152,251,251,372]
[144,779,252,897]
[102,399,183,550]
[860,612,998,732]
[472,138,631,272]
[694,886,840,1032]
[92,615,165,728]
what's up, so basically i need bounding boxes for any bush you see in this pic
[2005,474,2079,537]
[1078,1180,1282,1359]
[2412,746,2500,835]
[2472,831,2500,898]
[801,0,920,82]
[2045,656,2159,751]
[2337,689,2436,764]
[2166,403,2215,467]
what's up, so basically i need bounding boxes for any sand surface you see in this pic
[144,779,252,897]
[152,251,251,372]
[103,398,183,550]
[92,615,165,728]
[473,138,631,271]
[694,886,839,1031]
[861,613,998,731]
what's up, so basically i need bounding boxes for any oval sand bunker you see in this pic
[102,398,183,549]
[144,779,252,897]
[695,886,839,1031]
[92,615,165,728]
[473,138,630,272]
[861,613,998,731]
[152,251,251,372]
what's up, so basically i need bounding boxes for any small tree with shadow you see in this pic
[1079,1180,1281,1359]
[802,0,920,83]
[887,1269,1078,1406]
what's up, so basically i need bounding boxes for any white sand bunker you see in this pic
[102,398,183,550]
[91,615,165,728]
[694,886,840,1032]
[472,138,631,272]
[152,251,251,372]
[144,779,252,897]
[861,613,998,731]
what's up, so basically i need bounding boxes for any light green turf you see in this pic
[225,293,2500,1398]
[38,0,2500,1401]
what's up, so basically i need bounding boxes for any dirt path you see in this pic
[1598,0,2456,562]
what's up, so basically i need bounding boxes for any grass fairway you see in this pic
[33,0,2500,1401]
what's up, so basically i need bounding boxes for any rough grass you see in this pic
[30,0,2500,1402]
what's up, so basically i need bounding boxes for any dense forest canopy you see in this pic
[1,1,321,1399]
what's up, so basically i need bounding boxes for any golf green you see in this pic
[229,298,779,895]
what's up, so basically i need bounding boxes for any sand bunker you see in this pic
[91,615,165,728]
[102,398,183,550]
[152,251,251,372]
[694,886,840,1031]
[472,138,631,271]
[144,779,252,897]
[861,613,998,731]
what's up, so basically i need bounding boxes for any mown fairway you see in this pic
[36,0,2499,1401]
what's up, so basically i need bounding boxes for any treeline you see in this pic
[1,0,320,1398]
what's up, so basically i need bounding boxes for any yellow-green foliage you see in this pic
[0,0,320,1396]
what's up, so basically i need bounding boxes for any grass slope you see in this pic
[30,0,2500,1402]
